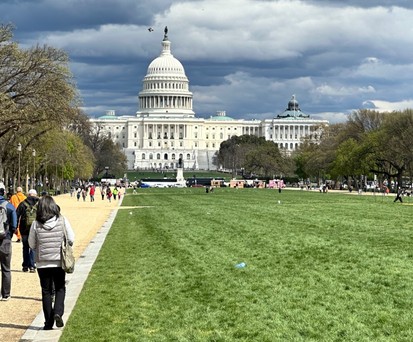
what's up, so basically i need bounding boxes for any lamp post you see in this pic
[32,149,36,190]
[44,154,48,192]
[17,143,22,187]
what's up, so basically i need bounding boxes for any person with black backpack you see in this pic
[16,189,39,273]
[0,187,17,301]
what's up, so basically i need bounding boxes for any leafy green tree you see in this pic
[294,140,326,184]
[369,110,413,188]
[244,141,283,178]
[294,109,413,191]
[0,24,84,183]
[217,135,267,177]
[93,138,127,178]
[81,125,127,178]
[35,129,95,186]
[330,135,377,188]
[216,134,288,179]
[294,123,342,185]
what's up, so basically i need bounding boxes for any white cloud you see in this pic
[362,99,413,112]
[314,84,375,97]
[314,112,349,124]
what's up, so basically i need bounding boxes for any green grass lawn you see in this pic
[61,189,413,342]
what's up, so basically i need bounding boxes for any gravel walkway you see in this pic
[0,192,120,342]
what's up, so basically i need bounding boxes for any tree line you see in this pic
[216,109,413,190]
[0,24,126,192]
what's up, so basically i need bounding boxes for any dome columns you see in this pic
[139,95,192,110]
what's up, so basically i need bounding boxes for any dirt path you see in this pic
[0,192,120,342]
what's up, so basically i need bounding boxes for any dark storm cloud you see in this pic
[1,0,175,35]
[1,0,413,124]
[308,0,413,9]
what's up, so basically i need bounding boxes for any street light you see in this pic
[32,149,36,190]
[44,154,48,191]
[17,143,22,187]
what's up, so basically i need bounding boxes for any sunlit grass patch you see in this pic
[61,189,413,341]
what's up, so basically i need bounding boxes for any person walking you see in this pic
[394,187,404,203]
[9,186,26,242]
[16,189,39,272]
[106,187,112,202]
[81,188,87,202]
[28,195,75,330]
[112,187,118,200]
[89,185,95,202]
[0,188,17,301]
[100,186,106,200]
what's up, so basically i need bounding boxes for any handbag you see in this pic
[61,218,75,273]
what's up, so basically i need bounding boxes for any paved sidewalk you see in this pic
[0,192,122,342]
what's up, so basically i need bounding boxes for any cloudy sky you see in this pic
[2,0,413,123]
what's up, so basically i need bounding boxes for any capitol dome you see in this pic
[146,40,186,77]
[137,27,194,118]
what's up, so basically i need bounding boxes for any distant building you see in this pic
[90,30,328,170]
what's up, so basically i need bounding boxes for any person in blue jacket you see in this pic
[0,187,18,301]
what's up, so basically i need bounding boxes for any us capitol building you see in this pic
[90,28,328,170]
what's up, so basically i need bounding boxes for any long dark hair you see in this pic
[36,195,61,224]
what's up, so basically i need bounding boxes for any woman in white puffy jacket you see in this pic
[29,195,75,330]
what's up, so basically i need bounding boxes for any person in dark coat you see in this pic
[394,187,403,203]
[16,189,39,272]
[0,188,17,301]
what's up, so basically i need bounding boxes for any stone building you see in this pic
[90,29,328,170]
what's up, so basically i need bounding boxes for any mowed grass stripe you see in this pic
[61,189,413,341]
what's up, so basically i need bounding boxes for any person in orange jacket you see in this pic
[9,187,27,242]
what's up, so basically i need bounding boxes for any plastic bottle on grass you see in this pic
[235,262,246,268]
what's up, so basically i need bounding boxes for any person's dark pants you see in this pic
[37,267,66,328]
[0,239,12,298]
[21,235,35,269]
